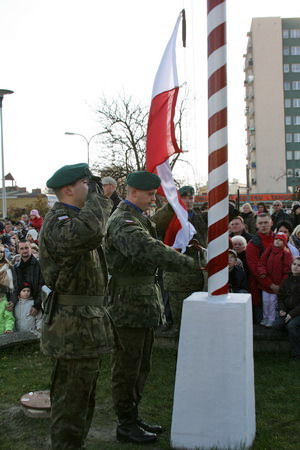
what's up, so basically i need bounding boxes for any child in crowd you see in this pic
[273,257,300,360]
[228,249,248,293]
[257,232,292,327]
[14,282,42,336]
[0,290,14,334]
[26,228,39,244]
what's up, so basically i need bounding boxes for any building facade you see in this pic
[244,17,300,194]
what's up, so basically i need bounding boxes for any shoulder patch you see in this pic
[125,220,135,223]
[58,215,69,221]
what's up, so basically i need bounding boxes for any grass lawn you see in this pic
[0,344,299,449]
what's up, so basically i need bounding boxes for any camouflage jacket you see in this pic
[39,191,115,359]
[104,201,195,328]
[153,204,208,292]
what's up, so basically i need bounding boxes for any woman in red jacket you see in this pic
[29,209,43,232]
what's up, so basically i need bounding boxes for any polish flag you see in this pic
[146,12,195,252]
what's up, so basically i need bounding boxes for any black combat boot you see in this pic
[136,418,164,434]
[116,419,157,444]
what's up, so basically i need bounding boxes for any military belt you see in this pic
[56,294,105,306]
[112,275,156,287]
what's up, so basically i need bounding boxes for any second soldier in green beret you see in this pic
[105,170,197,444]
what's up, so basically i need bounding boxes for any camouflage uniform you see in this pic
[39,191,114,450]
[105,200,195,425]
[154,204,208,330]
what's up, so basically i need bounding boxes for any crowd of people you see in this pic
[1,167,300,448]
[0,210,44,335]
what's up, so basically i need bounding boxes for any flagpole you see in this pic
[207,0,229,296]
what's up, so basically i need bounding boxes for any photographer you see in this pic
[39,163,115,450]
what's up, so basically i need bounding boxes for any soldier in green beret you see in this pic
[153,184,208,332]
[39,163,115,450]
[105,170,196,444]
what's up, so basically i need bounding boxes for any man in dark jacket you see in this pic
[271,200,291,231]
[102,176,122,214]
[7,240,44,315]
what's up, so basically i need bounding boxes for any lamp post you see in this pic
[0,89,13,219]
[64,131,107,166]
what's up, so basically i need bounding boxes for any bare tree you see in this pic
[92,91,193,182]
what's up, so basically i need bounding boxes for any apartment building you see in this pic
[244,17,300,194]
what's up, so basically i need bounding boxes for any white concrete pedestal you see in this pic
[171,292,255,450]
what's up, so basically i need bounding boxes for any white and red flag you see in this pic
[146,10,195,253]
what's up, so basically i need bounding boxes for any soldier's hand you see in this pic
[88,176,104,195]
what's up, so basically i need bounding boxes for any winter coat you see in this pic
[14,299,42,334]
[229,265,248,293]
[0,296,15,333]
[271,209,292,231]
[277,274,300,318]
[246,231,274,305]
[257,246,292,293]
[240,211,257,235]
[29,216,43,232]
[11,255,44,310]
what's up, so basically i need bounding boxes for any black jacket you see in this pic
[11,255,44,310]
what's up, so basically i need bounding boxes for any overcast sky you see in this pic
[1,0,300,192]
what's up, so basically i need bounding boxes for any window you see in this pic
[284,64,290,73]
[292,64,300,72]
[295,151,300,160]
[283,29,289,38]
[291,46,300,55]
[295,168,300,177]
[293,99,300,107]
[285,98,291,108]
[287,151,293,160]
[283,46,290,55]
[286,133,292,142]
[287,169,293,177]
[284,82,290,90]
[291,29,300,38]
[294,116,300,125]
[292,81,300,90]
[286,116,292,125]
[294,133,300,142]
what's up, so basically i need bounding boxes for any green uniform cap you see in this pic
[46,163,90,189]
[178,185,195,196]
[126,171,161,190]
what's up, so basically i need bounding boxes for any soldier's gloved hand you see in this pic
[88,175,104,195]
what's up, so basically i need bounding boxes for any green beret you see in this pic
[178,185,195,196]
[46,163,90,189]
[126,171,161,190]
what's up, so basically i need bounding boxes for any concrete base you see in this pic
[171,292,256,450]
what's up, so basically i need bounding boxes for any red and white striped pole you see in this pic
[207,0,229,296]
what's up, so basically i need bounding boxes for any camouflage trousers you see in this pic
[50,357,101,450]
[168,291,193,332]
[111,327,154,422]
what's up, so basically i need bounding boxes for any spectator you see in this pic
[14,221,27,239]
[256,202,268,215]
[276,221,298,258]
[200,202,208,212]
[21,214,29,225]
[26,228,39,244]
[14,282,42,335]
[102,176,122,214]
[290,203,300,229]
[7,240,44,314]
[273,257,300,360]
[257,232,292,327]
[0,291,14,334]
[240,203,257,234]
[271,201,291,231]
[290,224,300,257]
[29,209,43,232]
[228,249,248,293]
[231,235,249,277]
[229,216,253,242]
[246,213,274,323]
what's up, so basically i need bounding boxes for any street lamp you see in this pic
[64,131,107,166]
[0,89,14,219]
